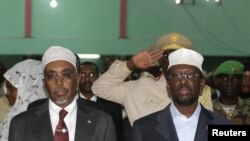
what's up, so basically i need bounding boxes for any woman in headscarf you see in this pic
[0,59,48,141]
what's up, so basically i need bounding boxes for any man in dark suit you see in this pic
[78,62,123,141]
[9,46,116,141]
[132,48,231,141]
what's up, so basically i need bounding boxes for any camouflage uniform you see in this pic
[213,97,250,124]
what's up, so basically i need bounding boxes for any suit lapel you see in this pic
[155,105,179,141]
[31,100,54,141]
[75,102,96,141]
[29,98,101,141]
[194,106,212,141]
[154,105,213,141]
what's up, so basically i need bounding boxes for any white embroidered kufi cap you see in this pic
[42,46,76,71]
[168,48,203,72]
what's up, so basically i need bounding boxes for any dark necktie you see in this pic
[54,109,69,141]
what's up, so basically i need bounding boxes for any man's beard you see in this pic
[172,94,198,106]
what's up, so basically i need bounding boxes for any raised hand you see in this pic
[127,46,163,71]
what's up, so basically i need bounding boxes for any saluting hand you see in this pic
[127,46,163,71]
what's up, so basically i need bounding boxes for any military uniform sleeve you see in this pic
[198,85,214,111]
[92,60,137,105]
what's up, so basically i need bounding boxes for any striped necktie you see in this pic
[54,109,69,141]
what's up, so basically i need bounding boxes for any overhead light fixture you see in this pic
[50,0,58,8]
[175,0,183,5]
[215,0,222,6]
[77,54,101,59]
[175,0,195,5]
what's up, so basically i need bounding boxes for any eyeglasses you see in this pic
[80,73,96,79]
[167,72,201,81]
[45,72,74,81]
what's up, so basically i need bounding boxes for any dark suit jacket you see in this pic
[27,97,123,141]
[9,99,117,141]
[132,104,232,141]
[80,97,123,141]
[28,96,123,140]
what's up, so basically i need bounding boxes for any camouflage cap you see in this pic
[213,60,244,76]
[154,32,193,51]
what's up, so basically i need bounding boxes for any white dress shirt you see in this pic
[49,96,77,141]
[170,103,201,141]
[79,92,97,102]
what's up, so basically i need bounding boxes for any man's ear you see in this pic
[200,78,206,86]
[77,73,81,83]
[42,79,47,90]
[199,78,206,96]
[166,84,171,98]
[76,72,81,87]
[42,79,49,96]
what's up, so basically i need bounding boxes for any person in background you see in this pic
[239,62,250,99]
[0,61,8,123]
[92,32,213,125]
[8,46,116,141]
[132,48,231,141]
[0,59,47,140]
[206,72,220,100]
[103,55,140,141]
[103,56,119,73]
[79,62,123,141]
[213,60,250,124]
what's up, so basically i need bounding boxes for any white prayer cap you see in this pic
[168,48,203,72]
[42,46,76,71]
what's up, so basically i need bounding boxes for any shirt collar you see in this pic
[170,102,201,120]
[79,92,97,102]
[49,95,77,116]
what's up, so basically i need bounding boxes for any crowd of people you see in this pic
[0,32,249,141]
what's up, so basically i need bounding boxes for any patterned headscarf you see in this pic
[0,59,48,141]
